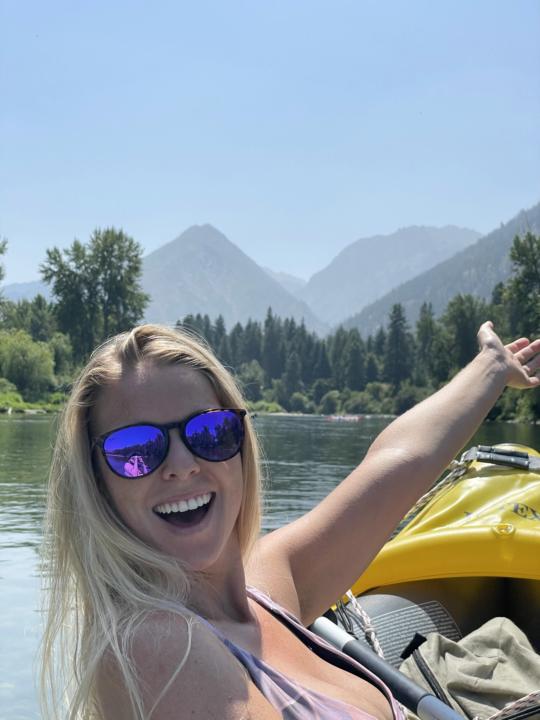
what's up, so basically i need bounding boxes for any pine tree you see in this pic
[228,322,244,368]
[218,334,232,366]
[383,304,413,388]
[282,350,303,399]
[415,302,436,384]
[366,335,374,354]
[213,315,227,353]
[343,330,366,391]
[489,282,509,338]
[329,327,348,390]
[443,294,487,369]
[243,320,262,364]
[300,329,317,386]
[262,308,284,384]
[365,353,379,383]
[313,340,332,379]
[374,327,386,357]
[504,232,540,337]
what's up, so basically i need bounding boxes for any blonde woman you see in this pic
[41,322,540,720]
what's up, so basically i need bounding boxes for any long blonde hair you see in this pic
[40,324,263,719]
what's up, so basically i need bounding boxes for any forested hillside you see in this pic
[344,201,540,336]
[300,225,479,324]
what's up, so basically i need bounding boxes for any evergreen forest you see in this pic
[0,229,539,422]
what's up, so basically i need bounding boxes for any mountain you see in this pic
[2,280,51,301]
[299,226,480,325]
[263,268,306,296]
[142,224,327,333]
[343,201,540,336]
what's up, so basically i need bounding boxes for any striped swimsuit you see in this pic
[202,587,405,719]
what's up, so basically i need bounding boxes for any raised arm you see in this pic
[251,323,540,624]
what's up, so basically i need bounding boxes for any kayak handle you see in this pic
[461,446,531,470]
[474,451,529,470]
[476,445,529,459]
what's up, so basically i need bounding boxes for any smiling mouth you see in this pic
[153,493,214,528]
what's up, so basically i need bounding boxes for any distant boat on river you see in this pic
[327,415,363,422]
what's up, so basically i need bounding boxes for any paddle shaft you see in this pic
[310,617,464,720]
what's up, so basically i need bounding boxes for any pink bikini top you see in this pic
[200,586,404,720]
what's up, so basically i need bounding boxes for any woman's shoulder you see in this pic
[247,535,304,618]
[96,609,281,719]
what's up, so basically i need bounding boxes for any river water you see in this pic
[1,413,539,719]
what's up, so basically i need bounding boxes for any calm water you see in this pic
[1,413,540,719]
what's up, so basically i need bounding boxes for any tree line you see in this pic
[0,228,538,420]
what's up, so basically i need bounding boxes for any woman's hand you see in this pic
[477,321,540,389]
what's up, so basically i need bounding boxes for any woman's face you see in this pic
[91,362,245,573]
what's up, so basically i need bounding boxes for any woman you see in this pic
[40,321,540,720]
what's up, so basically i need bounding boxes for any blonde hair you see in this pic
[40,324,262,719]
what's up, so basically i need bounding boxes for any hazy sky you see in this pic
[2,0,539,284]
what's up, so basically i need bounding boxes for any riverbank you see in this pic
[0,390,65,414]
[1,393,538,424]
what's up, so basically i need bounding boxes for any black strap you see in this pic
[411,647,453,706]
[400,632,427,661]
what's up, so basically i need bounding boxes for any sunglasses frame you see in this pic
[92,408,247,479]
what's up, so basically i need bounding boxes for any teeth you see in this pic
[154,493,211,515]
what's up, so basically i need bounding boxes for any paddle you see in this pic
[310,617,464,720]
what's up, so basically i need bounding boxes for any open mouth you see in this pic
[153,492,214,528]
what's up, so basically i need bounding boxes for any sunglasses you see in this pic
[93,408,246,479]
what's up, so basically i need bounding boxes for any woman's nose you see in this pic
[160,431,200,480]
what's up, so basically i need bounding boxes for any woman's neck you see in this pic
[189,549,252,623]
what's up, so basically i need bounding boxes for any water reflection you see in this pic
[0,416,53,719]
[1,413,539,718]
[257,414,394,531]
[0,417,52,546]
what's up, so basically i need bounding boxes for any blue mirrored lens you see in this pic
[103,425,166,477]
[185,410,243,461]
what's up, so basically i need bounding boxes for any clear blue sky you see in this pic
[2,0,539,284]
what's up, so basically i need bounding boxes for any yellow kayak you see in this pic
[327,444,540,667]
[352,443,540,595]
[314,445,540,717]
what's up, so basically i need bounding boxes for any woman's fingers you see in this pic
[522,338,540,354]
[513,338,540,365]
[505,337,529,354]
[507,338,540,387]
[520,341,540,375]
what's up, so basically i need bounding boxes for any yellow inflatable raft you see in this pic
[352,443,540,596]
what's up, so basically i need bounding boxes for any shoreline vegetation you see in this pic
[0,229,539,423]
[3,402,539,428]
